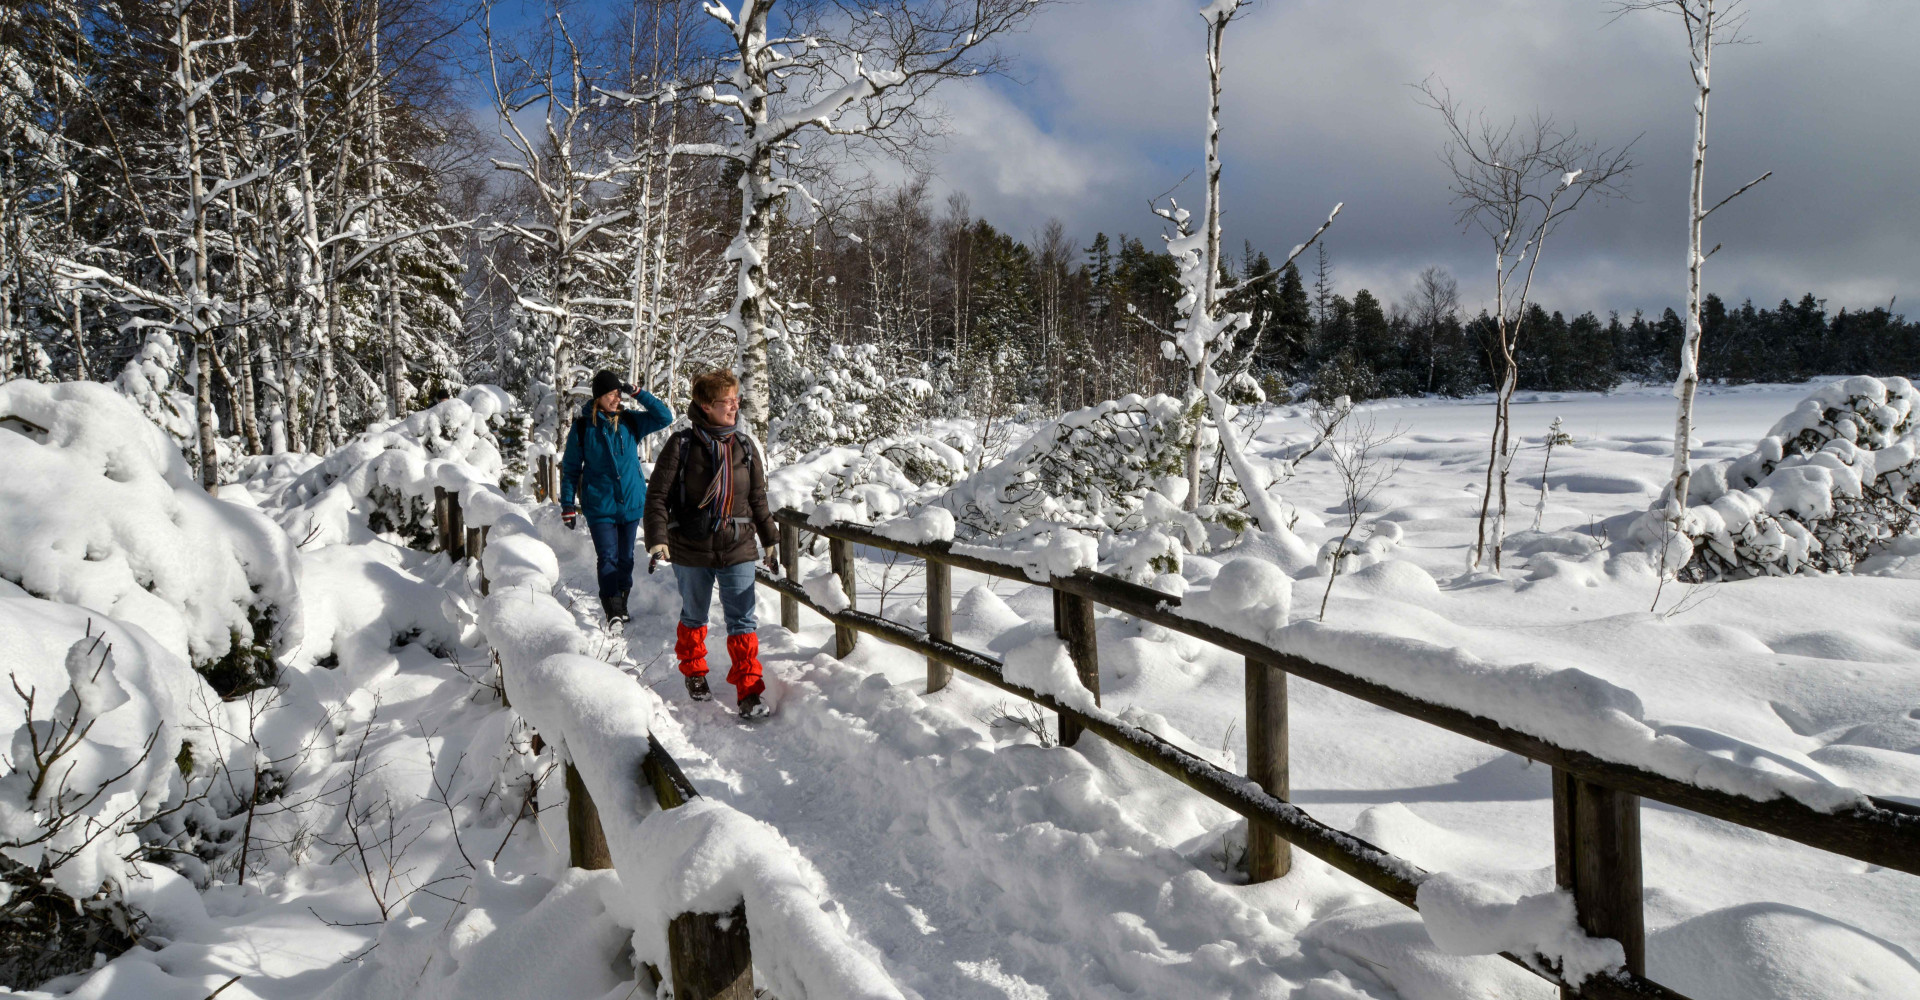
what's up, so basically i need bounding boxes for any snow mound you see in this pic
[1634,376,1920,579]
[1648,903,1920,1000]
[1318,520,1405,576]
[1185,556,1293,643]
[0,379,302,676]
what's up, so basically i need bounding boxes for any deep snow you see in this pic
[7,380,1917,1000]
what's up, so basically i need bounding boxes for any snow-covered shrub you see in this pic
[0,601,214,985]
[944,394,1192,535]
[767,429,970,521]
[0,379,302,690]
[266,387,512,549]
[942,393,1260,542]
[109,329,246,483]
[110,329,195,453]
[1634,376,1920,580]
[771,340,934,460]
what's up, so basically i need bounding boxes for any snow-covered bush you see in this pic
[771,340,934,460]
[1634,376,1920,580]
[110,329,246,483]
[767,429,970,520]
[265,386,513,550]
[942,393,1261,539]
[0,600,215,985]
[0,379,302,691]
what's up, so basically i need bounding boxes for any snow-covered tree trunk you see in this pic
[667,0,1049,444]
[1619,0,1766,511]
[173,0,221,491]
[370,0,403,421]
[1152,0,1339,558]
[289,0,335,452]
[1670,2,1714,511]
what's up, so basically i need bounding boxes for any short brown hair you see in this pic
[690,368,740,406]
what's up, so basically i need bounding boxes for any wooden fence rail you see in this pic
[762,508,1920,1000]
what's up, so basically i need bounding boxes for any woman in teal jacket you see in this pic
[561,370,674,624]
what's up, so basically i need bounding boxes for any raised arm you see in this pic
[623,385,675,439]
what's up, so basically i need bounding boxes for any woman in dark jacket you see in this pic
[560,370,674,624]
[644,369,779,717]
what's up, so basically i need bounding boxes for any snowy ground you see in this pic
[12,381,1919,1000]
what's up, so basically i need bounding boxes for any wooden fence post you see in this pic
[469,525,489,592]
[1553,769,1644,997]
[446,491,466,562]
[1052,590,1100,747]
[642,738,753,1000]
[925,559,952,694]
[829,537,857,658]
[779,524,800,633]
[1246,658,1291,880]
[564,763,612,871]
[668,906,753,1000]
[432,487,449,552]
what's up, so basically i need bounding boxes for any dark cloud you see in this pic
[923,0,1919,317]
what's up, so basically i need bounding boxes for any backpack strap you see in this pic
[667,430,697,530]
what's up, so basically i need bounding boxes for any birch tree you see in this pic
[482,0,631,444]
[1612,0,1770,511]
[1146,0,1341,563]
[668,0,1049,442]
[1418,79,1633,572]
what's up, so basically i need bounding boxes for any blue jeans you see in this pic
[675,561,758,635]
[588,519,639,598]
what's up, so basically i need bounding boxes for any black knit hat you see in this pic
[590,370,622,399]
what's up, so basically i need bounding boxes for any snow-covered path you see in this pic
[548,540,1535,999]
[524,381,1920,1000]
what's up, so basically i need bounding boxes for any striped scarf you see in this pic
[691,420,738,536]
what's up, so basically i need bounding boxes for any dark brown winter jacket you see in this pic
[643,422,778,568]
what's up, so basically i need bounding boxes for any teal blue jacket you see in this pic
[559,392,673,524]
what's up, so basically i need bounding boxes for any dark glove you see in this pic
[562,504,578,530]
[762,546,780,573]
[621,382,639,397]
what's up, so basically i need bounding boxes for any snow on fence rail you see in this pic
[762,508,1920,1000]
[418,486,902,1000]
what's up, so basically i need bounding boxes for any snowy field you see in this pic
[8,380,1918,1000]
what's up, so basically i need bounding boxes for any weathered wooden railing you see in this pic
[434,490,754,999]
[565,734,755,1000]
[761,508,1920,1000]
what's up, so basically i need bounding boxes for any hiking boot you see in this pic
[685,674,712,702]
[609,590,630,625]
[737,691,772,720]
